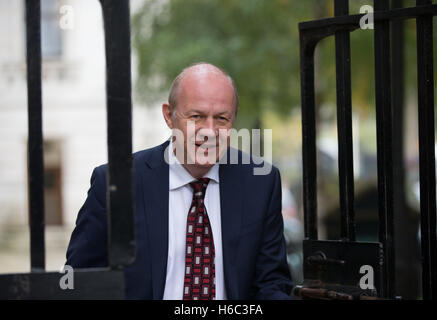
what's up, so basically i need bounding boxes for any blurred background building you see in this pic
[0,0,169,273]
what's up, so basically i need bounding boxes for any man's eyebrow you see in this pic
[182,107,232,116]
[185,108,206,114]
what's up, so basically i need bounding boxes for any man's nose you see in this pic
[200,116,217,131]
[197,117,217,139]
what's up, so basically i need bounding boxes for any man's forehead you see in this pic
[179,105,234,114]
[177,71,235,105]
[169,63,238,115]
[181,69,231,89]
[184,63,227,77]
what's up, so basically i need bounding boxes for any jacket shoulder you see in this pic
[93,141,169,174]
[223,147,278,177]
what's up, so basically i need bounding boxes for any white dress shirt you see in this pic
[163,141,227,300]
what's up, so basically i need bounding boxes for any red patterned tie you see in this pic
[183,178,215,300]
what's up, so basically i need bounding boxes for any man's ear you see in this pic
[162,103,174,129]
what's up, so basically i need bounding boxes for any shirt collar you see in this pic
[168,139,219,191]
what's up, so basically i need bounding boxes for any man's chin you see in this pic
[185,154,217,167]
[189,147,221,167]
[190,159,218,168]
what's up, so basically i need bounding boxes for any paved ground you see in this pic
[0,224,74,274]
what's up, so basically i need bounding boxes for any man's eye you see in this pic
[191,115,200,119]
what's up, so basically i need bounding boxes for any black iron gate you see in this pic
[0,0,135,299]
[295,0,437,300]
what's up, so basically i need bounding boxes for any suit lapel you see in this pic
[219,160,243,300]
[141,142,244,299]
[142,141,169,299]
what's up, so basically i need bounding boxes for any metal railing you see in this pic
[299,0,437,300]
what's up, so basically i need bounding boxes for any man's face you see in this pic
[163,70,236,169]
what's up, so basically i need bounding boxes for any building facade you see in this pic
[0,0,169,272]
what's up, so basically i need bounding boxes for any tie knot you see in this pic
[190,178,210,199]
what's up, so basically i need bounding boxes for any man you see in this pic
[66,62,293,300]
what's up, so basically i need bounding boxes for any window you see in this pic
[41,0,62,59]
[43,140,63,225]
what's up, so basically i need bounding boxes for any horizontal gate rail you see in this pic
[299,4,437,32]
[0,269,124,299]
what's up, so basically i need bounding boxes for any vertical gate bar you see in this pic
[334,0,356,241]
[391,0,413,299]
[25,0,45,272]
[416,0,437,300]
[374,0,395,298]
[100,0,136,268]
[300,33,318,240]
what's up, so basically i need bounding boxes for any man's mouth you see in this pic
[194,142,217,149]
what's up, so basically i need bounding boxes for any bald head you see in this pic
[168,63,239,115]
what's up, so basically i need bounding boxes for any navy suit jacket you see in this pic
[66,140,293,299]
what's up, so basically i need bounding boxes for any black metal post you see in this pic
[374,0,395,299]
[391,0,420,300]
[100,0,136,269]
[298,1,437,300]
[300,33,318,241]
[334,0,355,242]
[25,0,45,273]
[416,0,437,301]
